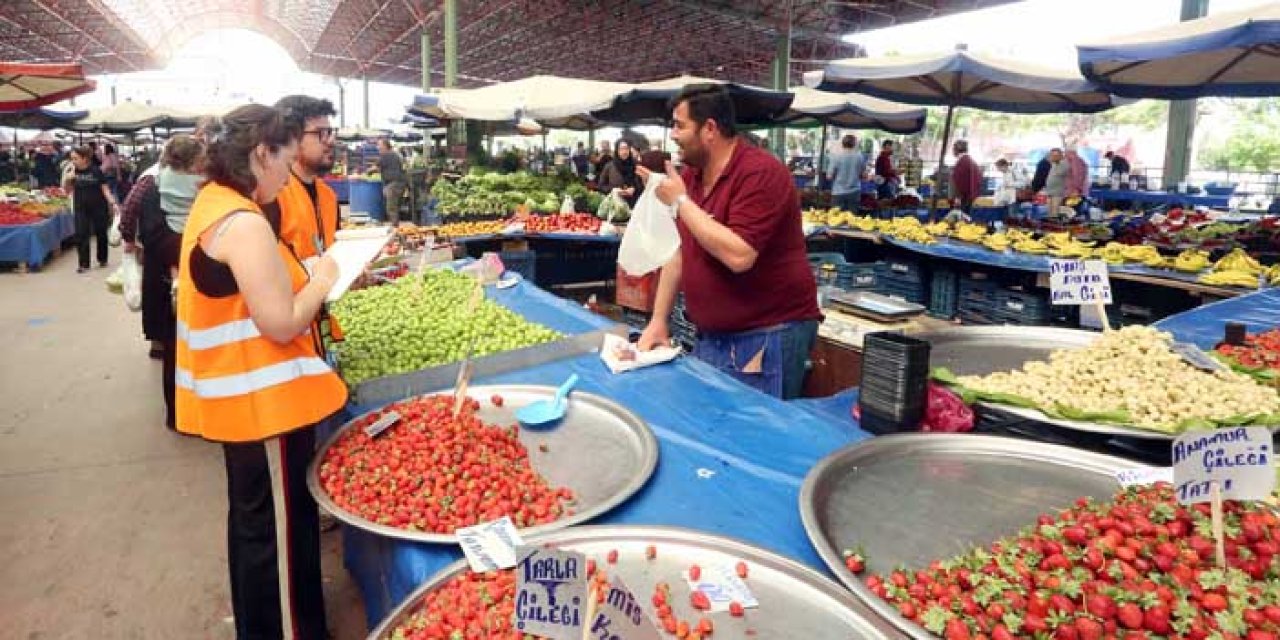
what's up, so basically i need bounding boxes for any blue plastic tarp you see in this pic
[323,178,350,204]
[341,278,871,629]
[1154,287,1280,350]
[1090,188,1229,209]
[0,210,73,267]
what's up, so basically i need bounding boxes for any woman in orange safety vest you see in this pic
[175,103,347,640]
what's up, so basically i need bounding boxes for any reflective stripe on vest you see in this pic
[176,318,261,351]
[175,356,332,399]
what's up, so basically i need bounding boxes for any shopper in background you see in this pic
[377,138,406,224]
[273,96,340,260]
[63,146,119,274]
[598,139,643,207]
[570,141,590,177]
[591,140,613,179]
[949,139,981,214]
[137,135,206,429]
[176,103,345,640]
[1105,151,1131,177]
[101,143,123,200]
[1065,147,1089,198]
[0,147,14,184]
[827,134,865,213]
[1044,148,1070,217]
[1030,152,1052,194]
[637,84,821,399]
[33,143,59,188]
[874,140,899,200]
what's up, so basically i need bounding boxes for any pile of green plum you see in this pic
[332,269,562,384]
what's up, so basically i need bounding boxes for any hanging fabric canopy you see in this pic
[0,106,87,130]
[66,102,201,133]
[337,127,391,141]
[780,87,926,133]
[591,75,794,126]
[0,62,96,112]
[1078,3,1280,99]
[410,75,630,130]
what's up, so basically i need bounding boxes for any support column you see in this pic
[110,84,117,106]
[1162,0,1210,188]
[444,0,458,89]
[421,31,431,93]
[337,81,346,128]
[770,30,791,161]
[362,74,370,128]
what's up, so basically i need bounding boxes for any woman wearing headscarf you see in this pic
[597,140,643,207]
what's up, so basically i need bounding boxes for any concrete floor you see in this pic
[0,249,367,639]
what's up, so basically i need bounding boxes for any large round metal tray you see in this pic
[308,385,659,544]
[368,525,904,640]
[799,434,1140,639]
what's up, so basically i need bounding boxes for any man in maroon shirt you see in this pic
[950,139,982,213]
[874,140,899,201]
[636,84,821,399]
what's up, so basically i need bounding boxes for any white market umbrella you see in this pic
[411,75,631,130]
[67,102,201,133]
[1078,3,1280,99]
[805,47,1118,212]
[337,126,391,141]
[0,62,96,112]
[781,87,926,134]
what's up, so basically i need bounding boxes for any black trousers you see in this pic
[223,427,328,640]
[75,205,110,268]
[161,336,175,429]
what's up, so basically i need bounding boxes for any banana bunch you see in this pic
[1172,249,1211,273]
[924,221,951,236]
[1267,264,1280,286]
[1199,270,1261,288]
[983,233,1012,251]
[1049,240,1095,258]
[803,208,861,227]
[1096,242,1129,265]
[1213,248,1263,276]
[880,217,936,244]
[851,216,879,232]
[953,223,988,243]
[1121,244,1163,264]
[1006,228,1036,243]
[1013,238,1049,254]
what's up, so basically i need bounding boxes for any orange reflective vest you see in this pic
[277,174,338,260]
[174,182,348,443]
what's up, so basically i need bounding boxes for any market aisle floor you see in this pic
[0,251,366,639]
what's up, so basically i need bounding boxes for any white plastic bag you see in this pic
[108,213,122,247]
[105,264,125,294]
[617,173,679,276]
[122,252,142,311]
[560,194,575,215]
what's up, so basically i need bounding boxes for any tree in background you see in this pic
[1198,100,1280,173]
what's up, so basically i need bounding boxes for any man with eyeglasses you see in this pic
[273,95,340,260]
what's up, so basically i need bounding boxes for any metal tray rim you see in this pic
[367,524,900,640]
[798,433,1146,640]
[307,385,659,544]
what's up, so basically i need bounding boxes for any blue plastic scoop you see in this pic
[515,374,580,426]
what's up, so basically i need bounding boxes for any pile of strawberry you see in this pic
[388,546,745,640]
[866,483,1280,640]
[1216,329,1280,378]
[0,203,44,226]
[522,213,601,234]
[317,394,574,534]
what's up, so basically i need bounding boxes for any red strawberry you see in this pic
[1076,617,1104,640]
[992,625,1015,640]
[690,590,711,611]
[945,619,971,640]
[1085,593,1116,619]
[1143,605,1172,634]
[1202,593,1228,612]
[728,601,744,617]
[735,561,749,578]
[1118,602,1143,630]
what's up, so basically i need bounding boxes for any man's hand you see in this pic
[636,161,687,206]
[637,318,671,352]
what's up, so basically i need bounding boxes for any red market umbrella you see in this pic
[0,62,96,112]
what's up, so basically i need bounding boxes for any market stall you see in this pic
[0,208,73,269]
[1090,187,1231,209]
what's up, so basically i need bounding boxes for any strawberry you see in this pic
[690,590,711,611]
[1076,617,1104,640]
[1142,605,1171,634]
[1202,593,1228,612]
[735,561,749,579]
[1085,593,1116,619]
[945,619,972,640]
[728,601,744,617]
[645,545,656,560]
[1118,602,1143,630]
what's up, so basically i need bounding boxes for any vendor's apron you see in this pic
[693,323,790,398]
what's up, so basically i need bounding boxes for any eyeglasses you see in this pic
[303,127,337,141]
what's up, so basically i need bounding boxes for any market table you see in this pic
[340,277,873,628]
[0,210,74,269]
[1089,188,1229,209]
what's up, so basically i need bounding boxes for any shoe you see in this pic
[76,266,88,274]
[98,262,108,269]
[149,347,164,360]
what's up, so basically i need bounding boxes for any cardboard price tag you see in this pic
[1049,259,1113,306]
[1171,426,1276,504]
[682,563,758,614]
[1114,467,1174,488]
[514,546,589,640]
[585,576,661,640]
[363,410,401,438]
[454,516,524,573]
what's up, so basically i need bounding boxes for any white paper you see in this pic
[1114,467,1173,488]
[324,227,395,302]
[1049,259,1113,306]
[600,333,680,374]
[1171,427,1276,504]
[454,516,524,573]
[682,562,758,614]
[514,546,589,639]
[588,576,661,640]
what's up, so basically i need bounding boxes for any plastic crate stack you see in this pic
[836,263,879,291]
[808,252,845,287]
[669,293,698,352]
[927,267,958,319]
[499,250,536,282]
[875,258,926,304]
[957,272,1072,326]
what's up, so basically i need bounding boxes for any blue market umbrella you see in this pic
[591,75,794,126]
[0,106,86,130]
[1078,3,1280,99]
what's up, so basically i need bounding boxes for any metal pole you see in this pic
[338,81,346,128]
[421,31,431,93]
[770,30,791,160]
[932,105,957,221]
[444,0,458,88]
[362,74,370,128]
[1162,0,1210,189]
[816,124,828,194]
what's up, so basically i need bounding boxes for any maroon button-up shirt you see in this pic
[678,141,821,334]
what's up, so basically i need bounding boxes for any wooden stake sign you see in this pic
[1049,258,1113,331]
[1171,426,1276,569]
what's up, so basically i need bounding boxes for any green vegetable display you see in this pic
[332,269,562,384]
[430,170,585,219]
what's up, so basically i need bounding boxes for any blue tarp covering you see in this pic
[1155,287,1280,350]
[342,277,871,629]
[323,178,350,204]
[1090,188,1229,209]
[0,210,73,267]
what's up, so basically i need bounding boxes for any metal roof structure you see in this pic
[0,0,1016,89]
